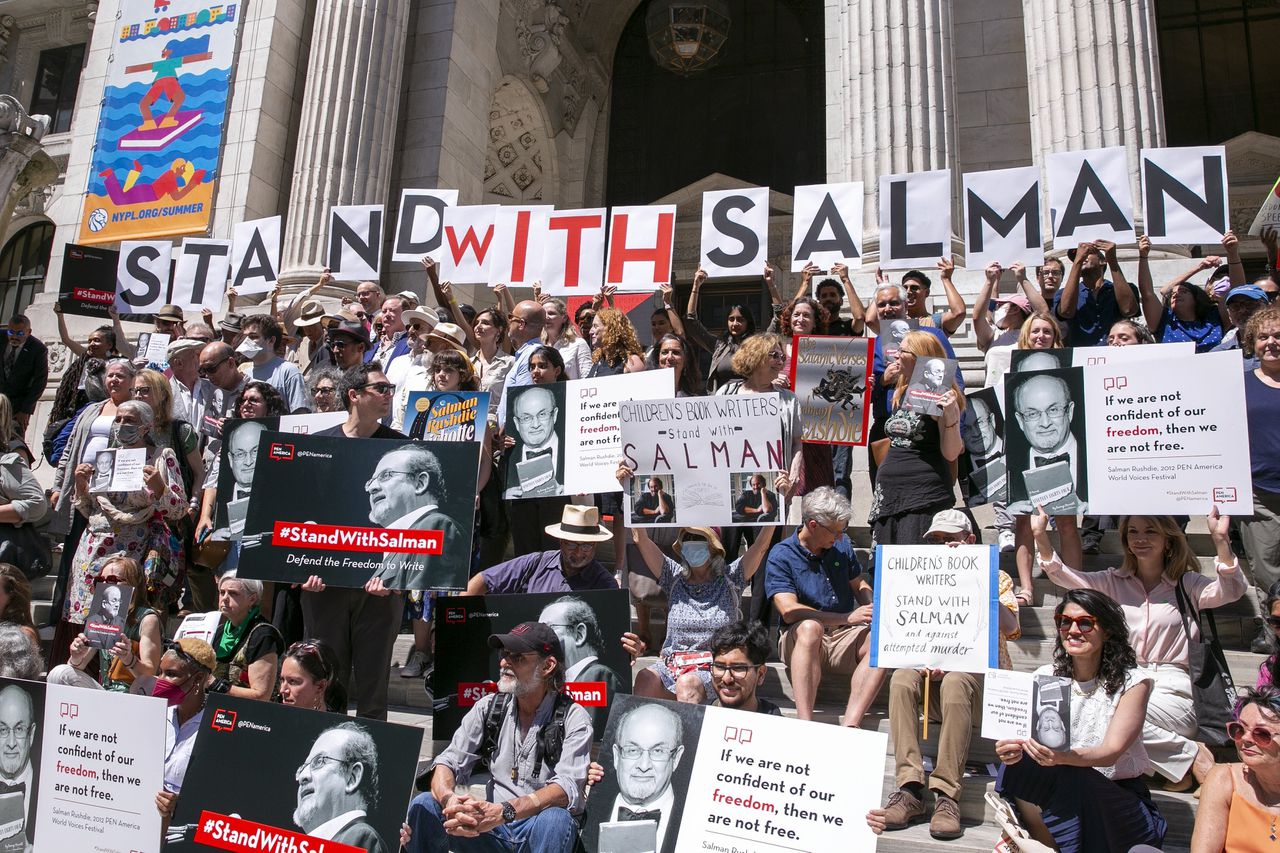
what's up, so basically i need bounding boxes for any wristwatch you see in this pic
[501,802,517,824]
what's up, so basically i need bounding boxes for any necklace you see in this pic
[1071,678,1100,698]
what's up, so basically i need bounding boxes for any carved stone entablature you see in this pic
[557,45,605,136]
[516,1,568,93]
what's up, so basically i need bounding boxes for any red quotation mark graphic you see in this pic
[723,726,754,745]
[58,703,79,720]
[1103,376,1129,391]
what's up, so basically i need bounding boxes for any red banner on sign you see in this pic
[271,521,444,554]
[194,811,364,853]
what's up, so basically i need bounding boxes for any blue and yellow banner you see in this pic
[79,2,243,244]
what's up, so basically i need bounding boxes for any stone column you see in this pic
[1022,0,1164,217]
[825,0,958,256]
[278,0,411,288]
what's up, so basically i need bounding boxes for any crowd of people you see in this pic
[0,231,1276,853]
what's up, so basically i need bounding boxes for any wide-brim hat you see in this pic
[402,308,439,332]
[324,310,370,343]
[157,304,185,323]
[673,526,726,565]
[426,322,468,354]
[294,301,327,328]
[545,504,612,543]
[219,312,245,333]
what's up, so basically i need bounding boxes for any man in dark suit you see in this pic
[366,443,466,591]
[538,595,624,732]
[293,721,388,853]
[0,315,48,436]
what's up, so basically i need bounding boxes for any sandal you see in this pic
[1014,588,1034,607]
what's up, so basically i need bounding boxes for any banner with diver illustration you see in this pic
[79,2,244,245]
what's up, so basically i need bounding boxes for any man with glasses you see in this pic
[468,504,616,595]
[0,314,46,436]
[293,722,388,852]
[606,701,686,849]
[1034,257,1066,304]
[116,304,187,360]
[0,683,37,848]
[765,487,881,727]
[408,622,589,853]
[1008,373,1086,514]
[537,595,625,732]
[497,300,546,428]
[326,312,372,370]
[706,620,782,715]
[369,295,411,370]
[365,444,465,591]
[316,363,403,441]
[504,384,563,499]
[196,341,247,445]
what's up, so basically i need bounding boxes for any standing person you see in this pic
[773,296,830,390]
[645,333,704,397]
[994,589,1166,853]
[196,341,248,440]
[470,308,515,423]
[1241,304,1280,655]
[866,260,968,337]
[868,331,964,548]
[371,294,412,370]
[586,309,645,378]
[1054,240,1140,348]
[326,312,372,370]
[300,362,405,720]
[165,337,205,425]
[1031,508,1245,789]
[682,266,778,393]
[799,262,866,336]
[972,261,1045,386]
[50,304,118,425]
[0,395,48,571]
[542,298,592,380]
[1136,234,1226,352]
[497,300,546,426]
[238,315,311,413]
[287,301,333,377]
[0,315,47,437]
[1190,686,1280,851]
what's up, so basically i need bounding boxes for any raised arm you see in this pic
[738,505,780,582]
[440,279,480,350]
[52,303,88,358]
[1096,239,1137,318]
[1136,235,1163,332]
[658,283,685,339]
[108,305,138,358]
[1012,263,1049,314]
[1056,244,1089,320]
[682,269,718,352]
[936,256,967,334]
[282,270,331,327]
[762,263,783,324]
[1223,230,1245,288]
[832,262,865,334]
[792,262,820,304]
[973,261,1002,352]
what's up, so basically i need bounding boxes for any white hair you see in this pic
[219,570,264,601]
[801,486,853,528]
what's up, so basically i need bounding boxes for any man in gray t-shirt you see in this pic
[240,314,311,413]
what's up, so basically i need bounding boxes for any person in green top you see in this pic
[124,38,213,130]
[210,571,283,702]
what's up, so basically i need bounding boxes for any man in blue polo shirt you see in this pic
[765,487,883,728]
[1054,240,1140,347]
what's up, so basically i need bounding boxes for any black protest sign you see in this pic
[432,589,632,742]
[237,432,477,590]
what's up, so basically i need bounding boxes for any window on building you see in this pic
[30,44,86,135]
[1157,1,1280,145]
[0,223,54,319]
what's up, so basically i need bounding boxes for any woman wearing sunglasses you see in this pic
[1031,506,1245,791]
[995,588,1167,853]
[1191,686,1280,852]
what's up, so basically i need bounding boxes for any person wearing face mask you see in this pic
[238,315,311,414]
[149,637,216,832]
[54,400,187,666]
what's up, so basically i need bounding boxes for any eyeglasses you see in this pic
[314,386,336,396]
[508,315,528,326]
[561,540,596,553]
[229,446,259,465]
[767,350,785,361]
[131,387,151,397]
[808,519,846,539]
[365,469,415,490]
[1038,269,1063,278]
[161,639,211,673]
[1227,721,1277,747]
[500,650,536,663]
[295,754,351,781]
[0,723,31,741]
[1018,404,1068,422]
[514,409,554,427]
[1054,615,1097,635]
[197,356,231,377]
[710,662,757,678]
[1266,616,1280,629]
[618,744,677,762]
[328,338,352,350]
[358,382,395,395]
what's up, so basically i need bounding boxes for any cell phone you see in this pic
[198,527,213,544]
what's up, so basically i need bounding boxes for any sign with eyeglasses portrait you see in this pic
[1003,366,1089,515]
[582,695,887,853]
[431,589,632,742]
[168,695,420,853]
[237,432,479,590]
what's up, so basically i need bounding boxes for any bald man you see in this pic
[497,300,547,429]
[609,702,686,851]
[0,684,37,847]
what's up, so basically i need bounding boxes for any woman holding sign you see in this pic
[994,588,1166,853]
[1032,507,1245,790]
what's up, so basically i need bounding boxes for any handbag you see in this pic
[143,520,185,610]
[1173,575,1237,746]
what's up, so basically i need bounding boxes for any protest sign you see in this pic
[1250,175,1280,237]
[392,189,458,264]
[789,335,872,445]
[619,395,787,527]
[605,205,677,291]
[135,332,172,364]
[88,448,146,494]
[238,432,478,590]
[0,678,166,853]
[879,169,951,270]
[83,583,132,650]
[488,205,552,286]
[903,356,958,416]
[440,204,501,283]
[876,317,920,361]
[540,208,607,295]
[1066,341,1195,367]
[432,589,632,741]
[114,240,172,315]
[700,187,770,277]
[870,545,1000,673]
[230,216,281,294]
[1141,145,1229,245]
[58,244,120,318]
[790,182,864,271]
[981,670,1073,747]
[170,238,231,311]
[963,166,1044,268]
[172,611,221,645]
[582,695,886,853]
[328,204,383,280]
[404,391,489,441]
[1047,147,1137,244]
[504,383,567,498]
[170,695,420,853]
[1004,366,1089,515]
[212,413,347,536]
[962,386,1004,462]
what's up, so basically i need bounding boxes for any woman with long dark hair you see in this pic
[644,333,705,397]
[1137,233,1226,352]
[995,588,1166,852]
[278,638,348,713]
[682,264,782,392]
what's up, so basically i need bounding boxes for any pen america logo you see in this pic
[268,443,294,461]
[211,709,237,732]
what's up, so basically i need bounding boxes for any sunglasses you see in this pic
[358,382,395,395]
[1227,721,1277,747]
[1266,616,1280,629]
[197,356,231,377]
[162,639,211,673]
[1054,615,1097,635]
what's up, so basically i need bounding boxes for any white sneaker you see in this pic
[400,649,429,678]
[998,530,1016,553]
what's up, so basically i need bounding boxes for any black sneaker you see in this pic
[1252,623,1274,656]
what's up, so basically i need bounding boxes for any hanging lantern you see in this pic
[645,0,731,76]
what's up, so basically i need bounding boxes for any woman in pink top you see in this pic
[1031,507,1245,790]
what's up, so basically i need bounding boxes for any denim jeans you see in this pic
[406,791,578,853]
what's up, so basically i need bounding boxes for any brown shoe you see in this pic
[929,793,963,840]
[882,788,925,830]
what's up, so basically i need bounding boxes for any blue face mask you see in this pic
[681,541,711,568]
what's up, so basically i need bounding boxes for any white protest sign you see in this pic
[1047,147,1136,244]
[1068,341,1194,367]
[230,216,281,295]
[173,610,222,644]
[963,166,1044,268]
[36,683,166,852]
[170,238,230,311]
[488,205,552,286]
[870,544,999,673]
[136,332,171,364]
[440,204,500,283]
[981,670,1073,745]
[700,187,770,277]
[564,369,675,495]
[619,395,787,527]
[1250,177,1280,237]
[1141,146,1229,245]
[392,189,458,263]
[114,241,172,314]
[328,204,384,280]
[540,208,607,295]
[605,205,677,291]
[1083,349,1252,514]
[111,447,147,492]
[678,706,887,852]
[879,169,951,270]
[791,182,864,272]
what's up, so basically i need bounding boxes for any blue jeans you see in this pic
[407,791,578,853]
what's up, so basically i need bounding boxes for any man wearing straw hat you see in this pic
[287,300,333,377]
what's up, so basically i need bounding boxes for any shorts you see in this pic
[778,622,866,675]
[648,654,715,697]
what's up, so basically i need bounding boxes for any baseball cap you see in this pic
[1226,284,1269,304]
[925,509,972,538]
[487,622,564,660]
[994,293,1032,314]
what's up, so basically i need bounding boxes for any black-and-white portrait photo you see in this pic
[538,595,627,732]
[89,449,114,493]
[83,583,132,649]
[630,475,676,525]
[1031,675,1072,750]
[881,318,920,359]
[903,356,957,416]
[365,443,466,591]
[966,455,1008,508]
[585,696,705,853]
[961,386,1004,462]
[215,418,269,535]
[169,696,421,853]
[0,679,44,851]
[504,383,566,499]
[1004,367,1089,514]
[1011,348,1068,373]
[730,472,780,524]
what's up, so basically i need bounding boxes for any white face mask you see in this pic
[993,305,1010,327]
[235,338,263,359]
[681,541,711,568]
